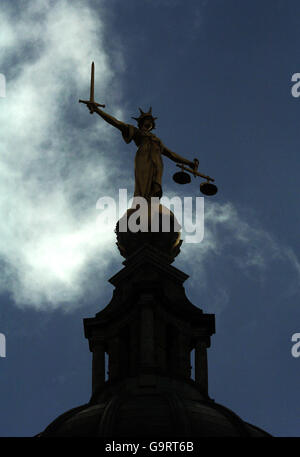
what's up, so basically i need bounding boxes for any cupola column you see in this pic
[195,340,208,396]
[92,341,105,396]
[140,302,155,368]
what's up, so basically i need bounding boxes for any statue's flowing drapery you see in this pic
[122,124,164,200]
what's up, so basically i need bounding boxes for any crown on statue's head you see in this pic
[132,107,158,129]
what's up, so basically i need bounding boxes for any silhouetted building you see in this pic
[39,208,270,437]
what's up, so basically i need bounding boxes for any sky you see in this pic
[0,0,299,437]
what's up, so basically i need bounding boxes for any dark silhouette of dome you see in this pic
[39,378,269,437]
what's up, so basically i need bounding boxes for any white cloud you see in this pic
[0,0,128,310]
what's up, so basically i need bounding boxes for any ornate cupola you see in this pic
[85,242,214,398]
[39,206,270,437]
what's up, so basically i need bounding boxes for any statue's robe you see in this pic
[122,125,164,200]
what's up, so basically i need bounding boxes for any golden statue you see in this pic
[80,63,198,200]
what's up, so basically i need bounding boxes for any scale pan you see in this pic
[173,171,191,184]
[200,182,218,196]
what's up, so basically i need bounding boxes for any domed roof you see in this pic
[39,387,270,437]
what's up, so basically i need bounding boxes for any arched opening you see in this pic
[105,351,109,381]
[190,348,195,380]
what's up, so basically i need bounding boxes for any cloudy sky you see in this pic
[0,0,299,437]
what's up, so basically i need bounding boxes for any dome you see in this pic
[39,378,270,437]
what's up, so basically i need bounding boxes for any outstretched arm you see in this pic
[162,145,196,168]
[86,102,127,134]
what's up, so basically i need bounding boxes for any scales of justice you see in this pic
[79,63,218,260]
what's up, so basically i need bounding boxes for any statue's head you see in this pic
[132,107,157,131]
[140,116,155,131]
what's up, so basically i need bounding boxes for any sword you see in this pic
[79,62,105,110]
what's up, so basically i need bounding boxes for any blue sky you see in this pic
[0,0,299,436]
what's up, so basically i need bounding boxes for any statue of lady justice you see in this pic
[80,63,218,204]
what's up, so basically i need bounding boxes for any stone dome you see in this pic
[39,377,270,437]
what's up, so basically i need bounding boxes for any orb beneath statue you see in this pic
[115,203,182,263]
